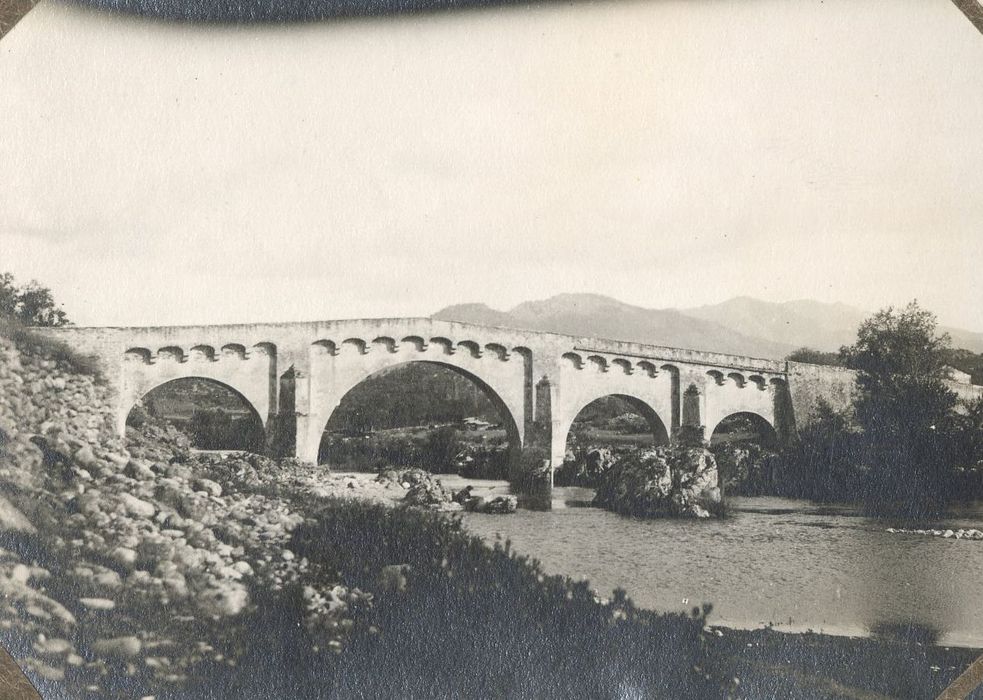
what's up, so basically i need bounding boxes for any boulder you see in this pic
[110,547,137,568]
[200,581,249,617]
[73,445,97,469]
[123,460,155,481]
[593,445,723,519]
[466,495,517,514]
[452,485,474,504]
[119,493,156,518]
[192,478,223,497]
[403,474,453,509]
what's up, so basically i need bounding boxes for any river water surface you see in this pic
[438,476,983,648]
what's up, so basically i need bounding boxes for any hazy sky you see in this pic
[2,0,982,329]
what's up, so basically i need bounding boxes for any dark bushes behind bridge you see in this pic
[320,427,512,480]
[710,396,983,509]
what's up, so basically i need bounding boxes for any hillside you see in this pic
[435,294,983,358]
[681,297,868,353]
[435,294,795,358]
[684,297,983,354]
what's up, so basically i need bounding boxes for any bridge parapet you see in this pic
[34,319,799,470]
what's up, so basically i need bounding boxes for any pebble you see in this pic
[29,659,65,681]
[33,637,72,655]
[887,527,983,540]
[93,636,142,659]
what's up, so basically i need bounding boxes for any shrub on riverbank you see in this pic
[711,442,779,496]
[283,500,718,698]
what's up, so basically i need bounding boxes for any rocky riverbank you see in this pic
[0,329,567,697]
[0,331,497,696]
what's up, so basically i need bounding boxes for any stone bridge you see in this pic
[40,318,978,481]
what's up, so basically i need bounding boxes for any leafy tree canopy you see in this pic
[0,272,70,327]
[839,301,959,516]
[786,347,843,366]
[840,301,953,386]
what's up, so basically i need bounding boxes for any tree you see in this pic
[786,347,843,366]
[839,301,958,517]
[778,399,863,502]
[0,272,19,318]
[0,272,70,326]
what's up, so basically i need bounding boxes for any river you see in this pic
[437,475,983,648]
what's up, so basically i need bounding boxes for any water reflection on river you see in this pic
[438,475,983,648]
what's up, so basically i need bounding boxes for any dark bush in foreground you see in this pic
[260,500,719,699]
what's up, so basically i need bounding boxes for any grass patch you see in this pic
[0,315,103,379]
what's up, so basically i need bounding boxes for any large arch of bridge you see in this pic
[309,359,524,466]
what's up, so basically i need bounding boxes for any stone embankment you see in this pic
[0,331,506,696]
[592,444,723,519]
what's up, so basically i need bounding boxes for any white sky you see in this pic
[1,0,982,329]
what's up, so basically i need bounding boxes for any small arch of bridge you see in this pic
[118,342,277,435]
[123,376,268,451]
[554,392,671,465]
[708,410,779,449]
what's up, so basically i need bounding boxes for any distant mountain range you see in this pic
[433,294,983,359]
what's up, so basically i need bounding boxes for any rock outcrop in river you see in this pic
[592,444,723,518]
